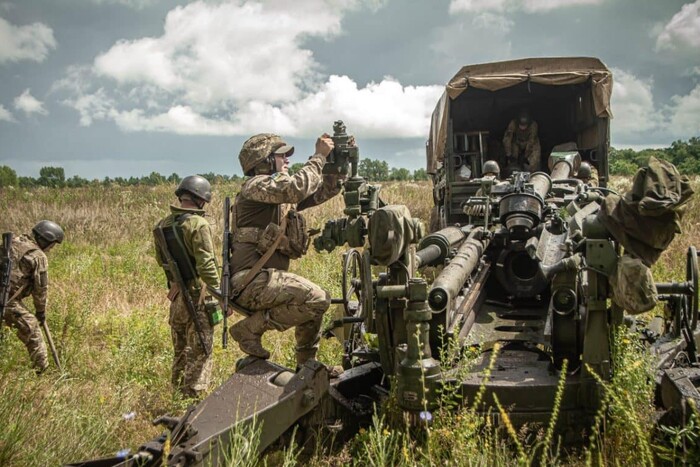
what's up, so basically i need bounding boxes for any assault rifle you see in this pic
[221,197,231,349]
[0,232,12,338]
[153,226,210,357]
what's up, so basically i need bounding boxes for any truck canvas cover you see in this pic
[427,57,613,173]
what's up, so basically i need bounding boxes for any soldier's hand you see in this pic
[316,134,334,158]
[36,311,46,325]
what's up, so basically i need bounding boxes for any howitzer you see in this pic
[153,226,210,357]
[221,196,231,349]
[1,232,13,335]
[69,95,700,466]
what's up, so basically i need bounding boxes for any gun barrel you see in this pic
[416,226,468,268]
[428,230,490,312]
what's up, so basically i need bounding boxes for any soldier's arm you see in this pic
[30,253,49,314]
[502,121,515,157]
[188,220,221,290]
[243,154,326,204]
[297,174,344,211]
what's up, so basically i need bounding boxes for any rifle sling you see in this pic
[232,213,288,298]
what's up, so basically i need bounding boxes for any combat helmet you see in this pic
[483,160,501,177]
[239,134,294,176]
[578,162,592,180]
[175,175,212,203]
[32,220,64,249]
[518,109,532,127]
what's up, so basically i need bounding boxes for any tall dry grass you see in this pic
[0,177,698,465]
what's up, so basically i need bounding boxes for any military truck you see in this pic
[428,57,612,230]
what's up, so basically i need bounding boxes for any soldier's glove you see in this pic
[36,310,46,325]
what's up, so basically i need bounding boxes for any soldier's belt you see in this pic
[232,227,263,244]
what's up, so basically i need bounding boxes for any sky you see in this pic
[0,0,699,179]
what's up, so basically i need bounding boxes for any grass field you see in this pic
[1,178,699,466]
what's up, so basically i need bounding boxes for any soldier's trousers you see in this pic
[3,302,49,371]
[169,291,214,397]
[231,268,331,365]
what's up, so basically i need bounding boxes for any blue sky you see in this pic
[0,0,699,179]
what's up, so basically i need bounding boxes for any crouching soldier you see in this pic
[154,175,221,398]
[1,220,64,373]
[229,133,343,369]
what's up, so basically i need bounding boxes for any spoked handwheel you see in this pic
[342,248,363,315]
[340,248,374,368]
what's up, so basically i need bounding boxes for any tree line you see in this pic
[608,137,700,175]
[1,138,697,189]
[0,158,430,189]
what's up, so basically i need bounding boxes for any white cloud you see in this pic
[655,0,700,50]
[609,68,662,136]
[14,89,48,116]
[666,84,700,137]
[0,16,56,64]
[449,0,602,14]
[0,103,15,122]
[58,0,441,138]
[105,75,443,137]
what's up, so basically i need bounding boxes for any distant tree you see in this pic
[359,158,389,181]
[0,165,18,188]
[38,166,65,188]
[65,175,89,188]
[288,163,305,175]
[167,173,181,183]
[143,171,166,186]
[389,167,411,181]
[19,176,37,188]
[413,168,429,181]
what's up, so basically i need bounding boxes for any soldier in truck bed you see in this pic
[503,109,541,172]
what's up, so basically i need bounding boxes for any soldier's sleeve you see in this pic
[30,252,49,314]
[243,154,326,204]
[297,173,344,211]
[153,226,164,266]
[189,220,220,290]
[528,121,539,147]
[502,120,515,157]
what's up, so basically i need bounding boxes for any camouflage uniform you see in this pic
[503,119,541,171]
[155,205,220,397]
[230,144,340,367]
[2,235,49,371]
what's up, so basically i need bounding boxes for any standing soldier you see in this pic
[1,220,64,373]
[503,109,541,172]
[154,176,221,398]
[229,133,342,369]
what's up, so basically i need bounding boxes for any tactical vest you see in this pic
[232,195,309,261]
[156,214,198,285]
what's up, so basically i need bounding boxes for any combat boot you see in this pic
[230,312,271,359]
